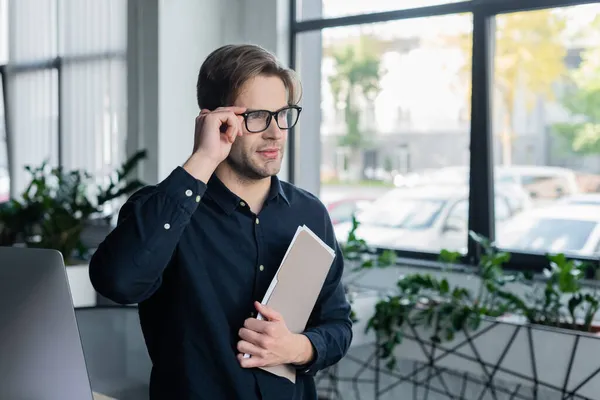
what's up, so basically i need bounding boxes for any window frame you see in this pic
[0,1,126,199]
[289,0,600,273]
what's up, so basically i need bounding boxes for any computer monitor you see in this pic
[0,246,94,400]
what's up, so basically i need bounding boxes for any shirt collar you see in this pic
[206,175,290,215]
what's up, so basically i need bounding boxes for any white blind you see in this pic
[0,76,6,196]
[10,70,59,196]
[5,0,127,196]
[61,59,127,178]
[59,0,127,57]
[10,0,58,62]
[0,0,8,64]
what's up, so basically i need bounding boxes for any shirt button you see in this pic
[240,201,246,207]
[250,312,255,317]
[259,265,264,271]
[185,189,193,197]
[164,223,171,230]
[195,195,201,203]
[255,218,260,225]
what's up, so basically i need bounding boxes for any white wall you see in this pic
[128,0,292,184]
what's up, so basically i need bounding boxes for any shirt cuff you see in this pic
[295,331,325,375]
[157,166,208,215]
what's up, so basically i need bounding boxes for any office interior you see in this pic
[1,0,600,399]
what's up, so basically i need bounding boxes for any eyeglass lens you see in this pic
[245,107,300,133]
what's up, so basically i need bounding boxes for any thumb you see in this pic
[255,301,281,322]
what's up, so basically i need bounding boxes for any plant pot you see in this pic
[390,316,600,399]
[66,264,96,308]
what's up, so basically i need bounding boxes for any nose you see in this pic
[262,119,284,140]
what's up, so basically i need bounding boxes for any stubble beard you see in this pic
[225,149,283,182]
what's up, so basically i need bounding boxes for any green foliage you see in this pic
[0,150,147,264]
[553,29,600,154]
[328,36,383,151]
[456,9,567,164]
[341,214,396,329]
[342,218,600,370]
[438,249,462,264]
[342,214,396,272]
[522,254,600,331]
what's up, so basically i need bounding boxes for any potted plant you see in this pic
[0,150,147,307]
[348,222,600,399]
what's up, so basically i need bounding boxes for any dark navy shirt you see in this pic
[89,166,353,400]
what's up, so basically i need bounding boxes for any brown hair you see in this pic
[196,44,301,110]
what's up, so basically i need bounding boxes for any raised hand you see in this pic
[183,106,246,182]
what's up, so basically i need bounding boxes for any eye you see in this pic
[247,110,269,121]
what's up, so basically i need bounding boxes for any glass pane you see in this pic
[296,0,466,21]
[61,59,127,181]
[10,0,58,62]
[493,4,600,258]
[0,0,8,64]
[10,70,59,196]
[59,0,127,56]
[296,13,473,254]
[0,76,8,202]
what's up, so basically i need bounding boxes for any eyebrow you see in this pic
[245,105,291,113]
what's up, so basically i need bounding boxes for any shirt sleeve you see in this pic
[295,208,353,375]
[89,166,206,304]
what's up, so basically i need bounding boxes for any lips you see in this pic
[257,148,280,159]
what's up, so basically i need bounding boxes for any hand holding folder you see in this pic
[242,225,336,383]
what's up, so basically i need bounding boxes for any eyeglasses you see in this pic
[240,105,302,133]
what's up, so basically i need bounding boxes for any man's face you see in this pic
[228,75,288,180]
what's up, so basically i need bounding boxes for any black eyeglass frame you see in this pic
[239,105,302,133]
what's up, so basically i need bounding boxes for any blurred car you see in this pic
[558,193,600,207]
[334,184,520,253]
[393,166,533,214]
[495,165,580,202]
[403,164,581,204]
[0,167,9,202]
[325,197,374,225]
[496,204,600,257]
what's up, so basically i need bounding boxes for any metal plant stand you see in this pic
[317,320,600,400]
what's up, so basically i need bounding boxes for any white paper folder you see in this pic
[244,225,336,383]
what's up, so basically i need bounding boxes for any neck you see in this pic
[214,163,271,213]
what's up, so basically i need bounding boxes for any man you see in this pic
[89,44,353,400]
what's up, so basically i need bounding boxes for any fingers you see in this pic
[220,112,242,143]
[237,339,265,358]
[200,106,246,114]
[200,107,245,143]
[214,106,247,114]
[239,327,263,345]
[243,317,270,334]
[237,353,265,369]
[255,302,282,322]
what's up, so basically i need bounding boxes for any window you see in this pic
[494,195,512,222]
[0,0,127,198]
[11,70,59,192]
[296,11,473,254]
[292,0,598,269]
[296,0,466,21]
[0,0,7,64]
[328,201,357,224]
[493,4,600,258]
[0,76,7,202]
[497,215,598,256]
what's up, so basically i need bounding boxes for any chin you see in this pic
[260,164,281,177]
[253,157,282,176]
